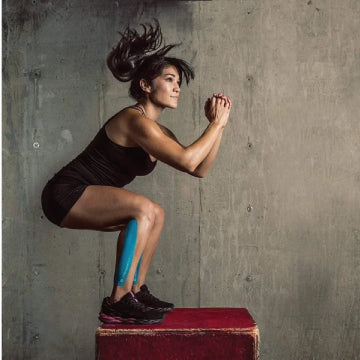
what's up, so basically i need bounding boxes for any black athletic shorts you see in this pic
[41,176,88,227]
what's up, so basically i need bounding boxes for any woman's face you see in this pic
[148,65,181,109]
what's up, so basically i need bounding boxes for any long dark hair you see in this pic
[107,20,195,100]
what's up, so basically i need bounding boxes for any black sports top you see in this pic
[54,106,157,187]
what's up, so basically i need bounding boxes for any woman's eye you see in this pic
[165,77,180,86]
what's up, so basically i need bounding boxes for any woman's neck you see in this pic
[137,101,164,121]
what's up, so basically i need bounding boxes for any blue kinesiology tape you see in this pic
[114,219,138,286]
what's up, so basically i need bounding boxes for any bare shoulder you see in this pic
[110,107,144,127]
[105,107,148,147]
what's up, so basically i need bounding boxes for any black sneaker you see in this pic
[99,292,165,324]
[134,284,174,313]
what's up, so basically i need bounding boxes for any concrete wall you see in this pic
[3,0,360,359]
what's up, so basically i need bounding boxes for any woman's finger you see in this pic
[211,96,216,107]
[225,96,230,108]
[204,98,210,110]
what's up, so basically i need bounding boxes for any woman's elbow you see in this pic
[180,150,208,177]
[188,167,207,178]
[192,171,205,178]
[182,154,207,177]
[181,151,198,174]
[178,158,206,177]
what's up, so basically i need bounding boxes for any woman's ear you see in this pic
[140,79,152,94]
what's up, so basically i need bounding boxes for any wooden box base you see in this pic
[96,308,259,360]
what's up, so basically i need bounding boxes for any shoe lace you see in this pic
[127,292,151,310]
[141,289,161,303]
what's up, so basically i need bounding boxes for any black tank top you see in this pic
[53,106,157,187]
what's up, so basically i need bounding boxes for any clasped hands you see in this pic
[204,93,232,128]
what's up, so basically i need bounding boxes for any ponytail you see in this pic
[107,20,195,100]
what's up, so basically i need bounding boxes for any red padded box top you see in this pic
[100,308,257,332]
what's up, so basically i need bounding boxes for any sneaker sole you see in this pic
[99,312,165,325]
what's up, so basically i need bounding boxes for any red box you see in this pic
[96,308,259,360]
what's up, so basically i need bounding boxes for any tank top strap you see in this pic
[127,105,146,116]
[102,105,145,128]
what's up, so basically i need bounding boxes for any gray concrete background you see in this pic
[3,0,360,359]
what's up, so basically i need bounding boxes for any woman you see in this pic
[41,21,231,325]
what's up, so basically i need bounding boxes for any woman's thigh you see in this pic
[60,185,155,231]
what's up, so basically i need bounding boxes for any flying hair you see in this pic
[107,19,195,100]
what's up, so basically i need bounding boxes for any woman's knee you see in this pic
[133,200,165,227]
[153,203,165,223]
[134,198,157,225]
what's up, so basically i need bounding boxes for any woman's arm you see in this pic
[125,96,230,174]
[158,124,223,178]
[127,115,223,173]
[190,94,231,177]
[191,131,223,177]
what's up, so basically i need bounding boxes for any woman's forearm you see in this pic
[188,94,231,177]
[183,121,224,172]
[190,131,223,177]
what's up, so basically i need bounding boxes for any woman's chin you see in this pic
[152,100,178,110]
[164,104,178,110]
[168,101,178,109]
